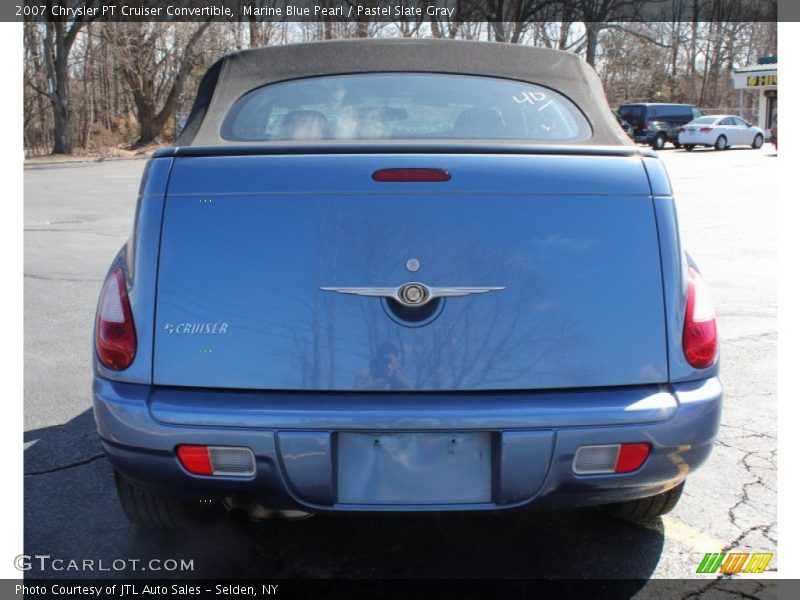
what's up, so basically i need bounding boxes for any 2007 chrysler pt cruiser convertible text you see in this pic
[93,39,721,528]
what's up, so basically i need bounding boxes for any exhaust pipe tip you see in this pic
[223,498,314,522]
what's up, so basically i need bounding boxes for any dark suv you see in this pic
[618,103,703,149]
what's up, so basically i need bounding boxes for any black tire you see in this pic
[599,481,685,522]
[683,144,695,151]
[714,135,727,151]
[651,134,667,150]
[115,471,209,528]
[751,134,764,149]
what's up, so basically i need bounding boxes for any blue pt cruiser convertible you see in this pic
[93,39,721,527]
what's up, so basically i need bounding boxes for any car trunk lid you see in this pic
[153,151,666,391]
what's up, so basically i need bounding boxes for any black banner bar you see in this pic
[7,0,780,23]
[3,578,789,599]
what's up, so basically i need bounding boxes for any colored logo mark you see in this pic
[697,552,773,574]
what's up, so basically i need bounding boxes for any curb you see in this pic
[24,154,154,167]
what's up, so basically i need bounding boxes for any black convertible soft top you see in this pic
[177,38,630,147]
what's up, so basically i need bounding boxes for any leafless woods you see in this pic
[23,15,776,155]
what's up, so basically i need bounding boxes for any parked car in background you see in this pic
[618,102,703,149]
[93,40,721,529]
[613,110,634,138]
[678,115,764,151]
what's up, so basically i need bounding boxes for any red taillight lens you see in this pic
[573,443,651,474]
[95,267,136,370]
[176,445,213,476]
[614,443,651,473]
[372,168,451,182]
[176,445,257,476]
[678,127,685,133]
[700,127,713,133]
[683,266,718,369]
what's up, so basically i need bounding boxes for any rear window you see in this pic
[689,117,719,125]
[618,105,645,126]
[221,73,592,142]
[655,105,693,119]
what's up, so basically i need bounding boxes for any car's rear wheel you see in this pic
[683,144,695,151]
[714,135,728,151]
[599,481,685,522]
[752,134,764,149]
[652,133,667,150]
[114,471,210,528]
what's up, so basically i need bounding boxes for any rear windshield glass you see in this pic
[221,73,592,142]
[688,117,718,125]
[618,105,645,126]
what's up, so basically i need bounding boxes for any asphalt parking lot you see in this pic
[23,145,777,587]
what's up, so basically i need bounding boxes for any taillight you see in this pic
[573,443,651,475]
[641,123,649,131]
[682,266,717,369]
[678,127,685,133]
[176,445,256,477]
[176,445,213,475]
[614,443,651,473]
[700,127,713,133]
[95,267,136,370]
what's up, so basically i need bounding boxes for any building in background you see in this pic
[732,56,777,138]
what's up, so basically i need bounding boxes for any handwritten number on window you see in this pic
[512,92,547,104]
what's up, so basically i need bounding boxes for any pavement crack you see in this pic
[714,431,777,554]
[720,423,776,437]
[680,578,771,600]
[24,453,105,477]
[721,522,777,553]
[681,575,764,600]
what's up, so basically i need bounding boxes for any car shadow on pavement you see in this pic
[25,410,664,585]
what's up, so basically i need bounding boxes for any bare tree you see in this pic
[32,1,97,154]
[575,0,644,66]
[244,0,283,46]
[109,22,211,147]
[484,0,556,43]
[22,18,777,156]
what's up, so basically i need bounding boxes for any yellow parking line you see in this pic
[642,515,727,553]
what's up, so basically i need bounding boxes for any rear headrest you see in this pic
[278,110,330,140]
[453,108,506,137]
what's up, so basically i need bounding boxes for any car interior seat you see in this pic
[278,110,331,140]
[452,108,506,138]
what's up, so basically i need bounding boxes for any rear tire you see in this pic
[115,471,209,528]
[683,144,695,151]
[599,481,685,522]
[752,134,764,149]
[714,135,727,151]
[652,133,667,150]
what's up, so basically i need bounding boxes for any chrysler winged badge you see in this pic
[321,282,505,308]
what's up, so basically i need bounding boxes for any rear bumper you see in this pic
[93,377,722,511]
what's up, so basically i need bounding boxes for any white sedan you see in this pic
[678,115,765,151]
